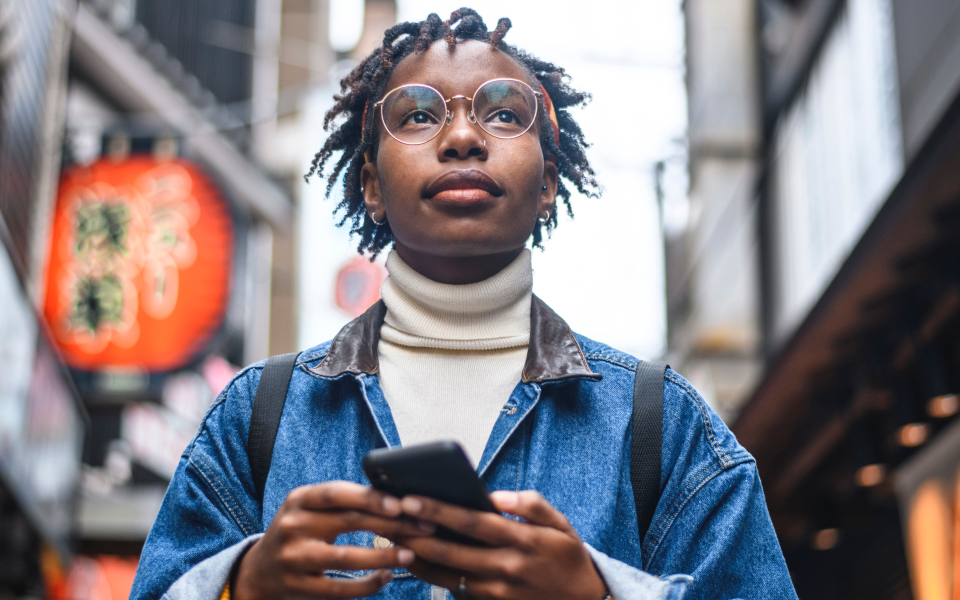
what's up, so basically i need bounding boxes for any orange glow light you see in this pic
[898,423,931,448]
[854,464,886,487]
[907,480,952,600]
[43,157,233,372]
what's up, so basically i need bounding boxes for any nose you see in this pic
[437,105,487,160]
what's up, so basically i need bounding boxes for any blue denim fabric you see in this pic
[130,334,797,600]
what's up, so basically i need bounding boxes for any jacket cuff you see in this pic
[164,534,264,600]
[584,543,693,600]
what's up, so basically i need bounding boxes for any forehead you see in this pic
[385,39,532,96]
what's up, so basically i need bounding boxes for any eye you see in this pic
[401,110,436,126]
[492,110,518,124]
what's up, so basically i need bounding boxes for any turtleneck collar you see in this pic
[379,249,533,351]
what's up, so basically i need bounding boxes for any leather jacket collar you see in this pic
[308,295,601,383]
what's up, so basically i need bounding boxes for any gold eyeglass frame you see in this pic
[372,77,543,145]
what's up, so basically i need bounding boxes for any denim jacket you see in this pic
[130,298,797,600]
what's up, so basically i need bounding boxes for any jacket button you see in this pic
[373,535,393,549]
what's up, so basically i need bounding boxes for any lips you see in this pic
[424,169,504,204]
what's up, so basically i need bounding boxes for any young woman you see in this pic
[131,10,797,600]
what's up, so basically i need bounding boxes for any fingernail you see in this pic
[382,495,401,514]
[401,497,422,515]
[491,491,518,508]
[397,548,414,565]
[380,570,394,584]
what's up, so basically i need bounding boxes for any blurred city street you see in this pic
[1,0,960,598]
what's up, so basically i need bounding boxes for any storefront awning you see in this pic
[734,89,960,508]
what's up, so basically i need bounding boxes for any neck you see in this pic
[379,248,533,350]
[392,244,525,284]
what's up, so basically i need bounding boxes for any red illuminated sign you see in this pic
[42,156,233,371]
[334,256,386,317]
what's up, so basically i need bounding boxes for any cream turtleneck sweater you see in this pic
[377,249,532,466]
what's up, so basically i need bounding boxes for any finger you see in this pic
[406,561,506,600]
[380,521,437,546]
[491,490,576,535]
[450,576,513,600]
[288,481,402,517]
[277,509,425,540]
[401,535,514,578]
[400,496,517,546]
[284,541,415,572]
[288,569,393,600]
[371,518,436,541]
[404,557,461,589]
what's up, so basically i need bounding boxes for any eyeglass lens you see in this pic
[380,80,538,144]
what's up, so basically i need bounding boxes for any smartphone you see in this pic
[362,441,498,546]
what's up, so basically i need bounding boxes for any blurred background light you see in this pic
[854,463,886,487]
[927,394,959,419]
[896,423,930,448]
[812,528,841,551]
[329,0,366,53]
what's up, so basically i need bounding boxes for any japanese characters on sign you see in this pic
[43,156,234,372]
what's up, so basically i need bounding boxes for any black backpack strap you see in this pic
[631,360,668,544]
[248,352,300,504]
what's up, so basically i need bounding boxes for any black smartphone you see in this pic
[362,441,498,546]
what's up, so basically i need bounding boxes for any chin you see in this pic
[410,236,527,259]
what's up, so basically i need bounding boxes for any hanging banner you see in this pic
[42,156,233,372]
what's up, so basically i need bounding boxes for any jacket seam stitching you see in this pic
[646,461,721,551]
[583,354,638,370]
[515,421,524,492]
[182,363,265,459]
[644,455,754,562]
[189,454,255,536]
[644,463,723,561]
[324,569,415,579]
[477,389,541,478]
[583,352,638,363]
[665,371,731,466]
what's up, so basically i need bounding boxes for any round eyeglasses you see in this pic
[373,78,543,145]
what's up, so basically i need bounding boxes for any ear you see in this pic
[538,160,559,220]
[360,161,385,222]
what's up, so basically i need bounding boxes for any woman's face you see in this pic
[360,40,558,280]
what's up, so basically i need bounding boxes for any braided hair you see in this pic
[305,7,600,256]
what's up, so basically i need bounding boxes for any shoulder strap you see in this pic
[248,352,300,504]
[631,360,667,544]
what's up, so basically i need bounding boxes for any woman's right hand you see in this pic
[233,481,428,600]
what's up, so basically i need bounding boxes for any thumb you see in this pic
[491,490,577,536]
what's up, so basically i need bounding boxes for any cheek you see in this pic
[376,149,425,203]
[504,142,546,204]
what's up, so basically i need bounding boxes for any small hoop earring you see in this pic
[540,212,551,222]
[371,213,386,226]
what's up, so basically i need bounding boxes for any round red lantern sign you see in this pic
[42,156,233,371]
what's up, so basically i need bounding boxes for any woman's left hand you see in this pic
[392,490,608,600]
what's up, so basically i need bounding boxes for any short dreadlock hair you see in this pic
[305,7,600,256]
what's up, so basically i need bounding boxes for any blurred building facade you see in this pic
[0,0,88,595]
[0,0,330,595]
[677,0,960,598]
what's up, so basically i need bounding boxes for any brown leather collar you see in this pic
[308,295,601,383]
